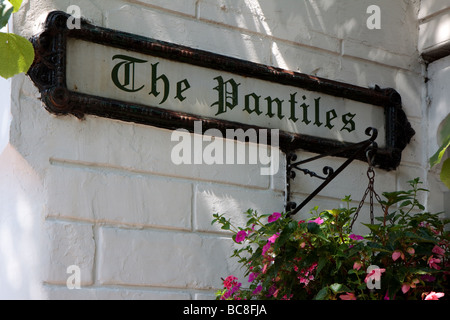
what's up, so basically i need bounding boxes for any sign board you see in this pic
[28,11,415,170]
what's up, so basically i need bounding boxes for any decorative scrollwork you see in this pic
[285,127,380,217]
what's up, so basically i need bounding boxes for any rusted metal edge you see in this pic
[28,10,415,171]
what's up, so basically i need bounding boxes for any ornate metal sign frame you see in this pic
[28,11,414,170]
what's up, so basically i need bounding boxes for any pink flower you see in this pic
[297,262,317,287]
[266,285,277,297]
[423,292,445,300]
[392,250,405,261]
[221,290,231,300]
[223,275,239,289]
[268,212,281,223]
[353,261,362,271]
[349,234,364,241]
[309,262,318,271]
[298,275,311,286]
[364,268,385,284]
[406,247,415,255]
[252,284,262,295]
[262,242,271,256]
[340,292,356,300]
[427,256,441,270]
[235,230,247,243]
[268,233,280,244]
[298,220,305,225]
[432,245,445,256]
[272,288,280,298]
[262,263,269,274]
[308,217,324,225]
[248,272,258,282]
[401,283,411,294]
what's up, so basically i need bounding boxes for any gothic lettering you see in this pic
[111,54,147,92]
[211,76,241,115]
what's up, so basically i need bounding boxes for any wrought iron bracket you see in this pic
[285,127,379,217]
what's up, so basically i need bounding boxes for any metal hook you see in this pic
[366,149,374,167]
[365,142,378,168]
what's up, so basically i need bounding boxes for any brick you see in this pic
[400,119,424,167]
[13,0,103,38]
[337,0,417,57]
[42,221,95,285]
[426,174,446,216]
[46,166,193,230]
[271,148,287,193]
[335,59,423,120]
[337,57,400,88]
[199,0,341,54]
[288,194,349,219]
[419,0,450,20]
[427,55,450,157]
[393,70,423,120]
[104,4,271,64]
[195,183,285,233]
[123,0,198,17]
[342,39,417,71]
[194,292,216,300]
[44,285,191,300]
[47,117,269,189]
[97,227,245,289]
[396,165,428,206]
[201,0,418,57]
[419,12,450,52]
[270,42,341,78]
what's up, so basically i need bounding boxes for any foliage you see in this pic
[430,115,450,189]
[0,0,34,79]
[212,178,449,300]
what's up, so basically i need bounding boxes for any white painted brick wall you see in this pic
[97,227,244,289]
[1,0,445,300]
[419,0,450,53]
[42,221,95,286]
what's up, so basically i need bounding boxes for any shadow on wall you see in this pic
[0,145,45,299]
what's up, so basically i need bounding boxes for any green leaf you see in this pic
[0,0,14,29]
[8,0,23,12]
[430,119,450,167]
[316,256,328,276]
[362,223,381,232]
[307,221,321,234]
[430,139,450,167]
[439,116,450,142]
[274,220,297,250]
[399,200,412,207]
[314,286,329,300]
[0,32,35,79]
[330,283,351,294]
[440,158,450,189]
